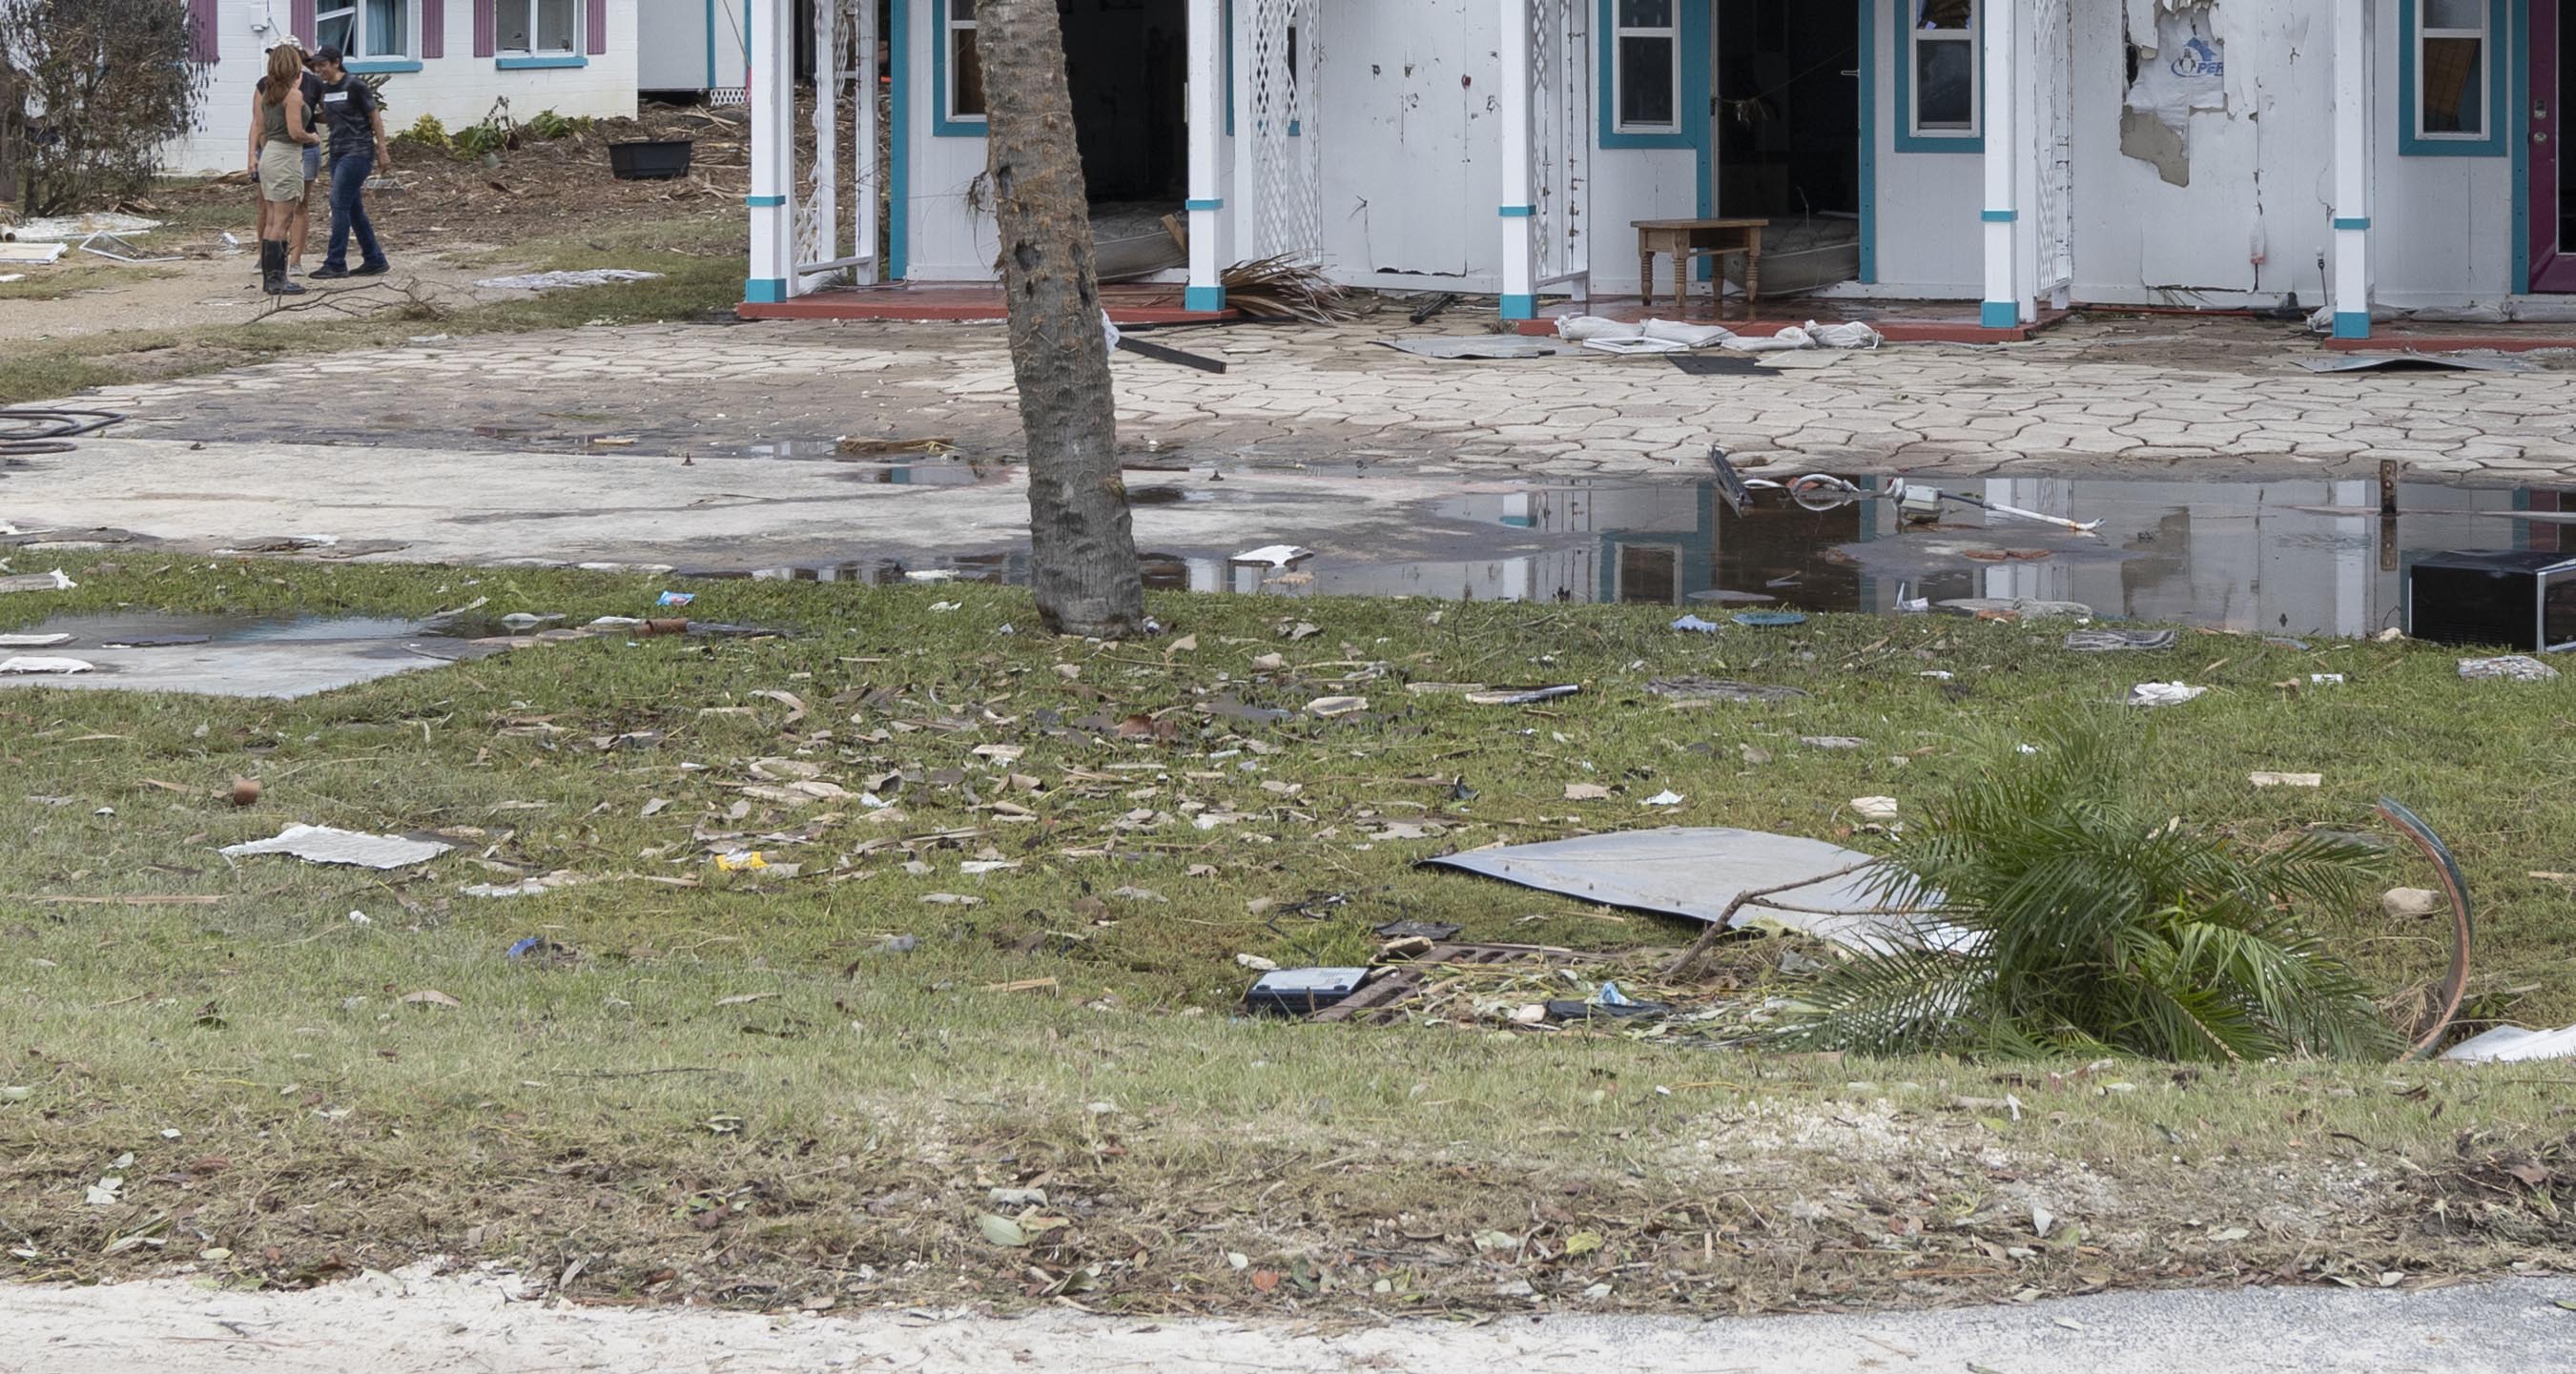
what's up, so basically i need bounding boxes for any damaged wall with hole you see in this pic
[1321,0,1499,290]
[2071,0,2511,307]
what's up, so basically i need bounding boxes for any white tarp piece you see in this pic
[472,269,665,292]
[2127,4,2226,133]
[2442,1022,2576,1062]
[0,656,93,674]
[1427,826,1969,955]
[220,824,453,870]
[4,213,162,241]
[1554,317,1884,353]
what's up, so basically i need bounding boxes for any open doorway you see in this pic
[1059,0,1190,279]
[1712,0,1863,294]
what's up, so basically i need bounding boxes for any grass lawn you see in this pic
[1,556,2570,1314]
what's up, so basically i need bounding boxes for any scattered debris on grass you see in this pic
[219,825,453,870]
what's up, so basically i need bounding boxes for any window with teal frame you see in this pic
[933,0,987,136]
[2400,0,2509,155]
[1894,0,1981,153]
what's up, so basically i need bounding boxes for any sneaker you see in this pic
[309,265,350,280]
[350,261,390,277]
[287,264,308,277]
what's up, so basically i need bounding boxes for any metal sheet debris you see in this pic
[0,656,93,674]
[0,569,78,594]
[2294,354,2532,374]
[2442,1023,2576,1062]
[1426,827,1954,954]
[2459,655,2559,682]
[1376,337,1574,360]
[2066,629,2179,652]
[220,824,453,870]
[473,269,665,292]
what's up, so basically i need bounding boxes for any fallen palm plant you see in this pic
[1783,717,2401,1063]
[1220,254,1363,323]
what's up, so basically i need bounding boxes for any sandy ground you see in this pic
[0,241,568,346]
[0,1263,2563,1373]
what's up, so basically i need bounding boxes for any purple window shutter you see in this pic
[473,0,496,57]
[188,0,218,61]
[421,0,445,58]
[291,0,316,47]
[587,0,608,55]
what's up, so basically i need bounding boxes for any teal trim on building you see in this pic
[2511,0,2533,288]
[2333,310,2372,338]
[1498,204,1535,217]
[2332,215,2372,230]
[1185,198,1225,212]
[1500,293,1536,319]
[345,58,422,73]
[706,0,719,88]
[931,0,987,136]
[1979,208,2016,222]
[497,54,587,70]
[1891,0,1983,154]
[746,194,786,207]
[1979,299,2017,329]
[2399,0,2511,156]
[746,277,789,303]
[1856,0,1876,283]
[891,0,912,277]
[1185,284,1227,311]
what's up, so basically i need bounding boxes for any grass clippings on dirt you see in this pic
[1,557,2571,1316]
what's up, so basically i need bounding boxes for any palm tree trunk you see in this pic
[978,0,1145,638]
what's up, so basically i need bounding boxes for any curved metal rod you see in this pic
[2376,797,2475,1060]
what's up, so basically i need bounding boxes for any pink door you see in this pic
[2535,0,2576,290]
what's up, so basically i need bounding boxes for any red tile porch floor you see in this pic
[735,282,1237,325]
[1510,297,2063,344]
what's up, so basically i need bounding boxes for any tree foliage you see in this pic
[1,0,211,215]
[1788,716,2401,1063]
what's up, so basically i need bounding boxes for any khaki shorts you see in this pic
[258,142,306,203]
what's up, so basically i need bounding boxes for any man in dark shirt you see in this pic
[305,47,391,279]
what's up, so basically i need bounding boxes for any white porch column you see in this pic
[2331,0,2372,338]
[854,0,879,284]
[1496,0,1536,320]
[1185,0,1226,312]
[1978,0,2019,329]
[746,0,795,303]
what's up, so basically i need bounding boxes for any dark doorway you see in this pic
[1713,0,1863,291]
[1060,0,1187,204]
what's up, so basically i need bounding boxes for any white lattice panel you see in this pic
[2031,0,2074,297]
[1247,0,1321,263]
[1530,0,1589,289]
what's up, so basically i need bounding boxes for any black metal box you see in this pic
[2406,550,2576,652]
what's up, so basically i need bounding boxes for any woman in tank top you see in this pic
[246,45,321,297]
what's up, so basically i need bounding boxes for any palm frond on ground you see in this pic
[1787,716,2401,1062]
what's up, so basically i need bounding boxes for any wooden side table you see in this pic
[1632,217,1768,316]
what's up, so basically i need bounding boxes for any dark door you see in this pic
[2534,0,2576,289]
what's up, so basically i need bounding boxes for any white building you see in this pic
[172,0,640,173]
[742,0,2568,340]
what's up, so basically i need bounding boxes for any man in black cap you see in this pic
[305,47,391,279]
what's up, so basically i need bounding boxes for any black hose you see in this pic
[0,408,126,456]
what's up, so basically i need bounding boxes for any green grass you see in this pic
[1,557,2570,1312]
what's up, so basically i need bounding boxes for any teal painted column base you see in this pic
[1979,300,2017,329]
[1500,293,1537,320]
[745,278,789,304]
[2332,311,2371,339]
[1185,285,1227,312]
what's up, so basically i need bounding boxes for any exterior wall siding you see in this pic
[169,0,641,174]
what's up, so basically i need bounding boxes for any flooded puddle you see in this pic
[686,474,2573,641]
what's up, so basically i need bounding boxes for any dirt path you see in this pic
[0,242,560,346]
[0,1264,2560,1373]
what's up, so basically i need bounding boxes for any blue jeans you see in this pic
[324,151,386,272]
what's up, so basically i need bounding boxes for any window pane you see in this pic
[1916,0,1972,31]
[1618,0,1673,30]
[2424,0,2483,31]
[317,12,354,51]
[496,0,527,49]
[1618,35,1675,127]
[365,0,405,56]
[2422,36,2483,133]
[537,0,574,51]
[953,31,986,116]
[953,0,975,15]
[1618,546,1679,605]
[1915,38,1973,129]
